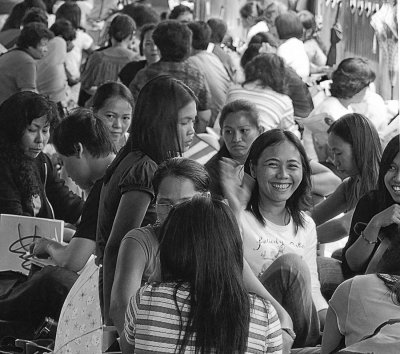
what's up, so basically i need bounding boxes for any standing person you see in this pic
[207,18,237,81]
[0,22,53,105]
[118,23,160,88]
[123,196,283,353]
[98,76,196,325]
[0,91,83,221]
[130,20,211,133]
[221,129,327,348]
[187,21,231,126]
[92,81,134,152]
[36,18,76,113]
[79,14,136,106]
[55,1,95,107]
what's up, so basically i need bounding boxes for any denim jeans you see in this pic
[0,266,78,335]
[259,253,320,348]
[317,256,344,301]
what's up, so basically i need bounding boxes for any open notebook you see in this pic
[0,214,64,274]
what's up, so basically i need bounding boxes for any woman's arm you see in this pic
[311,181,347,226]
[103,190,151,325]
[317,210,354,244]
[321,306,343,354]
[110,236,147,335]
[309,160,341,197]
[345,204,400,272]
[33,237,94,272]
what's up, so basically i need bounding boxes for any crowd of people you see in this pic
[0,0,399,353]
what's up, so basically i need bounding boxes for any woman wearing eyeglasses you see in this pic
[111,158,295,353]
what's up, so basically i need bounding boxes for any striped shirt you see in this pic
[125,282,282,353]
[226,83,299,138]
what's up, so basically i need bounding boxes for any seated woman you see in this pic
[226,53,299,137]
[206,100,340,202]
[0,108,115,338]
[341,135,400,279]
[275,11,310,80]
[303,57,376,162]
[92,81,133,152]
[0,91,83,222]
[111,158,294,351]
[79,14,136,106]
[221,129,327,348]
[312,114,382,245]
[297,10,328,73]
[322,237,400,353]
[98,76,197,326]
[123,196,283,353]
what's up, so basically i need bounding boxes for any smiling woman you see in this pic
[221,129,327,348]
[0,91,83,221]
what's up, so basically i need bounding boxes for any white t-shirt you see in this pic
[66,29,94,79]
[302,96,351,161]
[277,38,310,79]
[240,210,327,312]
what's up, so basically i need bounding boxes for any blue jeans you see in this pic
[259,253,320,348]
[317,256,344,301]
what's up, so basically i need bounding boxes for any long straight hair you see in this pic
[376,135,400,211]
[328,113,382,209]
[159,196,250,353]
[104,75,197,183]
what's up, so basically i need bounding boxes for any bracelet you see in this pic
[361,231,377,245]
[281,327,296,340]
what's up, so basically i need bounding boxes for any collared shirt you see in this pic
[129,60,211,111]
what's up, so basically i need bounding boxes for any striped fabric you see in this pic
[226,84,300,138]
[125,282,282,353]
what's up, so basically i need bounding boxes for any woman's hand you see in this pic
[32,238,50,258]
[220,157,254,213]
[370,204,400,229]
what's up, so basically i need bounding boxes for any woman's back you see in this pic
[125,282,283,353]
[329,274,400,347]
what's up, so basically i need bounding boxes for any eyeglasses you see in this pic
[155,192,211,215]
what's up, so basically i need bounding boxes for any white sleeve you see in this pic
[303,217,328,312]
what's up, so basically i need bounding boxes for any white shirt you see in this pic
[240,210,328,312]
[277,38,310,79]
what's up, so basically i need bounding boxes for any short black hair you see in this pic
[275,11,304,40]
[108,14,136,42]
[121,3,159,29]
[139,23,157,56]
[187,21,211,50]
[50,18,76,42]
[21,7,48,26]
[53,108,116,158]
[17,22,54,49]
[152,20,191,62]
[55,1,81,29]
[330,57,376,99]
[207,18,227,43]
[168,4,192,20]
